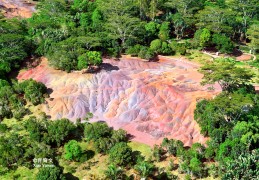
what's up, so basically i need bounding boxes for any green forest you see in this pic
[0,0,258,179]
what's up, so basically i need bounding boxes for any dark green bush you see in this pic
[138,46,155,60]
[212,34,234,53]
[19,79,47,105]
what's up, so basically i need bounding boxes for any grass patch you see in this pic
[59,140,108,179]
[60,153,108,180]
[128,141,152,160]
[186,50,212,64]
[248,59,259,68]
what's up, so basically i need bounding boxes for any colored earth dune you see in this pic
[0,0,35,18]
[18,56,220,146]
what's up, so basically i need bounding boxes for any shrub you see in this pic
[188,143,206,160]
[150,39,162,53]
[0,79,9,88]
[177,44,187,55]
[145,21,159,37]
[161,41,173,55]
[94,137,115,154]
[109,142,133,166]
[105,164,124,180]
[145,49,155,60]
[77,51,102,70]
[126,44,142,56]
[153,145,163,162]
[64,140,82,161]
[111,129,128,143]
[134,161,155,179]
[212,34,234,53]
[0,124,7,133]
[138,46,149,59]
[86,51,102,66]
[77,53,88,70]
[84,122,112,141]
[36,167,65,180]
[169,40,178,51]
[138,46,155,60]
[170,41,186,55]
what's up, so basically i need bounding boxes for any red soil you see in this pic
[18,57,221,147]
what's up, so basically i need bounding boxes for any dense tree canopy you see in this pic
[195,58,259,179]
[0,18,29,75]
[199,58,254,91]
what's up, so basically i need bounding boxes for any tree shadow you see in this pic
[154,172,178,180]
[64,173,79,180]
[46,88,53,94]
[232,48,243,57]
[100,63,119,71]
[132,150,144,164]
[149,55,159,62]
[127,134,135,141]
[80,150,95,163]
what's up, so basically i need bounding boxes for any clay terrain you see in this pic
[18,56,220,146]
[0,0,35,18]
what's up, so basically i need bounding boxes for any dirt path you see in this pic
[202,50,256,61]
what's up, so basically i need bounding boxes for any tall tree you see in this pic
[199,58,254,92]
[149,0,159,20]
[196,6,234,35]
[98,0,143,50]
[226,0,259,41]
[109,142,133,166]
[247,22,259,54]
[134,161,155,179]
[135,0,150,20]
[105,164,124,180]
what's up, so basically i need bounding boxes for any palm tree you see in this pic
[134,161,155,179]
[104,164,124,180]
